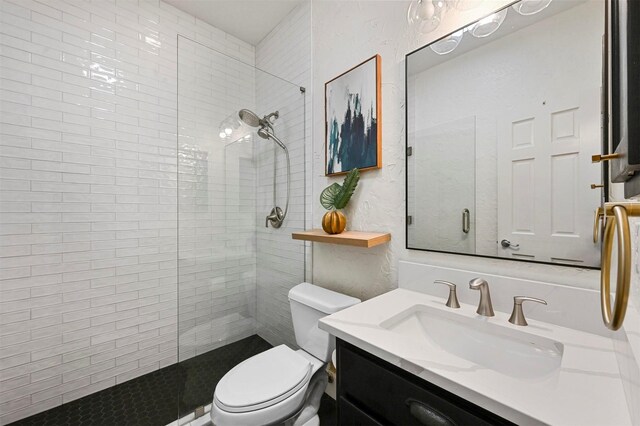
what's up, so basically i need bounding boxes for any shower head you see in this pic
[237,108,285,149]
[238,109,261,127]
[238,109,279,128]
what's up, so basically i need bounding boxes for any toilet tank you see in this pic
[288,283,360,362]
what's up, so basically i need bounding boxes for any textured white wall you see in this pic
[0,0,254,423]
[311,0,601,302]
[254,2,311,348]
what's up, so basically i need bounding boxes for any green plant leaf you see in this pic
[320,182,342,210]
[333,168,360,210]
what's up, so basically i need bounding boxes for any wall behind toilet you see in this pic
[310,0,602,300]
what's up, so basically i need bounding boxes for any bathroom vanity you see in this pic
[319,262,632,426]
[336,339,513,425]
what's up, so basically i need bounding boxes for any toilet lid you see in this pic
[214,345,312,413]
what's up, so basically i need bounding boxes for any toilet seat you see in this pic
[214,345,312,413]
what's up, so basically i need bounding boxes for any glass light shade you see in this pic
[467,8,507,38]
[511,0,552,16]
[430,30,464,55]
[218,113,246,141]
[452,0,483,11]
[407,0,446,34]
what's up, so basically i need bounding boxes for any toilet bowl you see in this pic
[211,283,360,426]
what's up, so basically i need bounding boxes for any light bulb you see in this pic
[219,131,226,138]
[224,128,232,135]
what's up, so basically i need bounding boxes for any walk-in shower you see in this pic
[177,35,307,423]
[238,109,290,229]
[0,0,311,422]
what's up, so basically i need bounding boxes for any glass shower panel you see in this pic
[176,36,306,421]
[255,73,307,348]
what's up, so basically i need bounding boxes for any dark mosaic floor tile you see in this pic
[177,334,272,417]
[9,335,338,426]
[319,393,338,426]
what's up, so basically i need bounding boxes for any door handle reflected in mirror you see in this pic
[501,239,519,249]
[462,209,470,234]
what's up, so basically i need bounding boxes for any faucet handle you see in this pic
[508,296,547,326]
[434,280,460,309]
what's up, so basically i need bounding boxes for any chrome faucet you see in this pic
[469,278,494,317]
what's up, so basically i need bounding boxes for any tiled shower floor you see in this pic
[9,335,337,426]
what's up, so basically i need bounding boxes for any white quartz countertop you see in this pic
[319,288,631,426]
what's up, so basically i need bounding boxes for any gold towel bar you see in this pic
[594,202,637,330]
[593,207,603,243]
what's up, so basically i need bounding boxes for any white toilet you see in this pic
[210,283,360,426]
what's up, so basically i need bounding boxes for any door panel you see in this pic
[497,89,601,265]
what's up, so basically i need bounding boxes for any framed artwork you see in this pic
[325,54,382,176]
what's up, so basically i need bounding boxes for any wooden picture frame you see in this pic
[325,54,382,176]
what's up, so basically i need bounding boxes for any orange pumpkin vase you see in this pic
[322,210,346,234]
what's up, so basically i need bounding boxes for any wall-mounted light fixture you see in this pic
[430,29,464,54]
[452,0,484,11]
[466,8,508,38]
[512,0,552,16]
[409,0,552,55]
[407,0,448,34]
[218,114,249,142]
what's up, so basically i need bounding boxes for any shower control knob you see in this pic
[266,206,284,228]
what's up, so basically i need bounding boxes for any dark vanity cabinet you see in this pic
[336,339,514,426]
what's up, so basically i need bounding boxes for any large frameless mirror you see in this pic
[406,0,605,268]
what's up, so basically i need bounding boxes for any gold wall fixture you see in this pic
[594,202,639,330]
[591,153,622,163]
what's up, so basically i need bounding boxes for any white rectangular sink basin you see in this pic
[380,304,564,380]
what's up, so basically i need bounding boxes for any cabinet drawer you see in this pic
[337,340,513,426]
[339,397,385,426]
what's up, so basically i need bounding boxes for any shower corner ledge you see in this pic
[292,229,391,248]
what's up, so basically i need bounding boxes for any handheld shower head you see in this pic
[256,127,269,140]
[258,127,287,150]
[238,108,286,150]
[238,108,289,230]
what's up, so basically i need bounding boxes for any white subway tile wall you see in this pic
[254,2,312,348]
[0,0,256,423]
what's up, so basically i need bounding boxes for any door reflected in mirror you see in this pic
[406,0,604,268]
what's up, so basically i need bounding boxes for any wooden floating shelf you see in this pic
[292,229,391,248]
